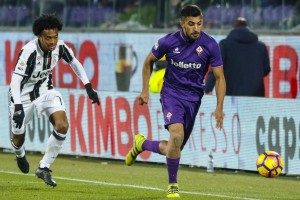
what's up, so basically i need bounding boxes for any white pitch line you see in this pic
[0,170,259,200]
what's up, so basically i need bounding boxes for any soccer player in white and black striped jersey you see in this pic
[9,14,100,187]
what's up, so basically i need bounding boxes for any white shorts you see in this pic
[10,90,66,135]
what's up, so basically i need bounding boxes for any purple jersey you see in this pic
[152,29,223,101]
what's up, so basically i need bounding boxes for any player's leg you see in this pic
[180,99,201,150]
[125,92,172,166]
[143,139,167,155]
[35,110,68,187]
[166,123,183,198]
[35,91,67,187]
[39,110,68,169]
[165,110,198,198]
[10,101,34,174]
[11,134,29,173]
[125,135,168,166]
[165,97,200,198]
[125,133,147,166]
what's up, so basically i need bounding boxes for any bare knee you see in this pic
[171,134,183,149]
[54,120,69,134]
[11,134,25,148]
[168,129,183,149]
[168,124,184,149]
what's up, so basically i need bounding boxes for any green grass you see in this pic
[1,151,300,200]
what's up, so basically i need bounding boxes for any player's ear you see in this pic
[180,20,184,29]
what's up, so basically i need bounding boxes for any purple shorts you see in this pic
[160,91,202,148]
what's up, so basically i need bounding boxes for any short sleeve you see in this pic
[209,39,223,67]
[58,41,75,63]
[151,36,168,60]
[14,48,35,76]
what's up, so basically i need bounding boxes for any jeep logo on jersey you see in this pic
[170,59,201,69]
[32,70,52,79]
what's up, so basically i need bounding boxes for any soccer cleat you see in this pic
[16,156,30,174]
[125,133,146,166]
[35,167,57,187]
[167,183,180,198]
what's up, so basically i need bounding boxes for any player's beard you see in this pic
[190,31,200,40]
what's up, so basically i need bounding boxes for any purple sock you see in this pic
[142,140,161,154]
[166,157,180,184]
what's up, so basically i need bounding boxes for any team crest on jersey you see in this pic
[52,54,58,65]
[166,112,172,121]
[196,46,203,56]
[154,41,159,50]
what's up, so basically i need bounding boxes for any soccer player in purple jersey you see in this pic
[125,4,226,198]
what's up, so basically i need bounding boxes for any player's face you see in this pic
[38,28,59,52]
[180,16,203,40]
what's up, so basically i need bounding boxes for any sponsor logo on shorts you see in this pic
[166,112,172,121]
[170,59,201,69]
[154,41,159,50]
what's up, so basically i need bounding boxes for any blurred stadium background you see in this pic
[0,0,300,178]
[0,0,299,32]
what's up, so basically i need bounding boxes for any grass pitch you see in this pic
[1,151,300,200]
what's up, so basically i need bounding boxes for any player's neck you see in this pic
[38,39,51,54]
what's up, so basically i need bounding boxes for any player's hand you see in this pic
[138,92,149,105]
[13,104,25,129]
[85,83,100,106]
[214,109,224,130]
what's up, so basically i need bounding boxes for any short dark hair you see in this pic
[180,4,202,19]
[32,14,63,36]
[233,17,248,28]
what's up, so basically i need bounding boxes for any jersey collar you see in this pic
[179,28,189,42]
[36,39,50,55]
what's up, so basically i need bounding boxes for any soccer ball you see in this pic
[256,151,284,178]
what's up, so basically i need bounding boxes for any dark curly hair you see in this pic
[32,14,63,36]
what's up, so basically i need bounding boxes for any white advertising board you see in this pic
[1,85,299,175]
[0,32,300,98]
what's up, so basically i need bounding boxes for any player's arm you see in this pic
[69,58,100,105]
[139,52,158,105]
[10,47,32,129]
[10,73,23,104]
[211,66,226,129]
[204,69,216,94]
[10,73,25,128]
[59,42,99,105]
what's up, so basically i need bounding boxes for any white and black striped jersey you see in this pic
[10,38,89,104]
